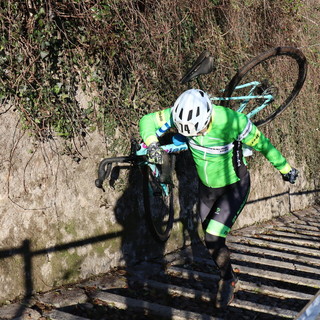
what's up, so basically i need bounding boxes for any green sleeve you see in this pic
[139,108,172,146]
[241,120,292,174]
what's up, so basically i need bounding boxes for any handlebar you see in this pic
[95,137,188,189]
[95,155,140,189]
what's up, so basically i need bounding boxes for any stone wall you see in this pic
[0,108,318,303]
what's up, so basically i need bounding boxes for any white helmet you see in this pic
[172,89,212,136]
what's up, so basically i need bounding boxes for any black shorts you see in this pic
[198,172,251,238]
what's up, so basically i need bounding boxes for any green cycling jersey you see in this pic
[139,104,292,188]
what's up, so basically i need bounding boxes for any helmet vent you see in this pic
[172,89,212,136]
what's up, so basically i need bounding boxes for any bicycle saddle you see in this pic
[180,50,215,84]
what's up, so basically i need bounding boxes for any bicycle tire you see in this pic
[221,47,307,127]
[142,155,175,242]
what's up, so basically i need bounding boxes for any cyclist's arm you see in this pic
[139,108,172,146]
[238,117,292,174]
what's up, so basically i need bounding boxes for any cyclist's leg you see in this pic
[199,172,251,279]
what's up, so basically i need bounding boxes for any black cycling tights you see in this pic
[199,173,251,280]
[205,233,233,280]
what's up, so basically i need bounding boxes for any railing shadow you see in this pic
[0,230,124,318]
[246,189,320,205]
[0,170,106,316]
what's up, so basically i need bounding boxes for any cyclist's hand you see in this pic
[147,142,163,164]
[282,168,299,184]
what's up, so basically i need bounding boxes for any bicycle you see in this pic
[181,46,307,127]
[95,46,307,242]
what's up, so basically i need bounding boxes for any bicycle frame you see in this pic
[210,81,274,119]
[136,140,188,196]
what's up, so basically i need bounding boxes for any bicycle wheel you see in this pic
[221,47,307,127]
[142,155,175,242]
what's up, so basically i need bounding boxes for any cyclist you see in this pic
[139,88,298,308]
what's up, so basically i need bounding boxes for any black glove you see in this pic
[282,168,299,184]
[147,142,163,164]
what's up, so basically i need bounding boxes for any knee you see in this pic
[205,232,230,262]
[205,232,226,251]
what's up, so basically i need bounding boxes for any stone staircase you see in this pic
[1,206,319,320]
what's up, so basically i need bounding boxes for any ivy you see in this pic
[0,1,131,142]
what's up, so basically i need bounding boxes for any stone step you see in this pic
[149,268,302,318]
[228,235,320,257]
[167,263,320,290]
[166,265,220,281]
[91,291,222,320]
[232,263,320,289]
[239,280,313,300]
[231,298,298,319]
[251,234,320,249]
[0,304,41,320]
[145,278,303,318]
[293,216,320,223]
[269,226,320,237]
[297,219,320,225]
[142,277,313,302]
[294,206,320,217]
[141,279,215,301]
[44,310,90,320]
[230,251,320,274]
[282,223,320,231]
[263,229,320,241]
[185,256,320,289]
[228,242,320,267]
